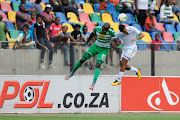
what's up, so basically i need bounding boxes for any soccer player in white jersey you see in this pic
[111,25,144,86]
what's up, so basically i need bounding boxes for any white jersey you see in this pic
[116,26,141,49]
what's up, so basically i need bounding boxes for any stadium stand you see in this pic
[109,0,120,7]
[137,40,149,51]
[90,13,103,25]
[102,13,114,23]
[112,12,120,23]
[12,2,20,11]
[62,23,74,33]
[55,12,73,25]
[173,32,180,41]
[79,12,97,25]
[132,23,143,32]
[125,13,136,25]
[94,3,100,13]
[8,11,16,23]
[1,1,12,12]
[141,32,152,43]
[5,21,15,30]
[176,24,180,32]
[0,11,9,21]
[106,3,117,14]
[86,22,96,32]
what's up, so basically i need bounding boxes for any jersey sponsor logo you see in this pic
[99,34,106,39]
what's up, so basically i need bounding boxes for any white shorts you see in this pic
[120,46,137,61]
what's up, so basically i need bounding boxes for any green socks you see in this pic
[93,68,101,84]
[72,61,83,73]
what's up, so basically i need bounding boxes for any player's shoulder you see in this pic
[108,28,115,33]
[95,26,102,30]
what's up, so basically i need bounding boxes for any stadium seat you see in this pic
[98,23,104,26]
[4,21,15,30]
[150,16,165,31]
[0,11,8,21]
[112,13,120,23]
[83,3,96,15]
[173,32,180,41]
[41,0,49,3]
[137,40,149,51]
[94,3,100,13]
[121,23,129,27]
[6,33,16,49]
[125,13,136,25]
[141,32,152,43]
[132,23,143,32]
[0,0,5,4]
[55,12,73,25]
[77,0,85,5]
[67,12,85,25]
[30,22,36,41]
[29,0,36,2]
[7,30,19,49]
[12,2,20,11]
[106,3,117,14]
[163,32,174,43]
[165,24,176,34]
[102,13,114,23]
[159,40,172,51]
[79,13,97,25]
[25,2,32,9]
[8,11,16,23]
[157,14,160,23]
[110,22,119,33]
[151,32,163,40]
[41,2,45,11]
[62,23,74,33]
[176,24,180,32]
[86,22,96,33]
[90,13,103,25]
[172,40,177,50]
[109,0,120,7]
[170,14,179,22]
[1,1,12,12]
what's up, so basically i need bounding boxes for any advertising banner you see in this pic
[0,75,121,113]
[121,77,180,111]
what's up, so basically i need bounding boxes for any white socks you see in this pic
[117,72,124,82]
[130,66,138,72]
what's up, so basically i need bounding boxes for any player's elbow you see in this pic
[140,33,144,38]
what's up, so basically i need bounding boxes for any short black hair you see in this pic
[55,17,60,20]
[31,11,36,15]
[119,25,125,32]
[36,13,43,19]
[23,24,29,29]
[155,33,160,37]
[83,25,87,29]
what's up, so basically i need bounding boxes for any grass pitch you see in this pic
[1,113,180,120]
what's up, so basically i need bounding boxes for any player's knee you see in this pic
[95,63,101,68]
[80,59,85,63]
[120,61,126,67]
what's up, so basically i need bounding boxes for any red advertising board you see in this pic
[121,77,180,111]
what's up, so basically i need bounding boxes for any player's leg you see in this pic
[125,65,141,79]
[65,44,98,80]
[89,48,109,90]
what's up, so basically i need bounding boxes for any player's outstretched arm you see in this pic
[131,32,144,43]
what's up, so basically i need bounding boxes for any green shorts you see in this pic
[85,44,109,64]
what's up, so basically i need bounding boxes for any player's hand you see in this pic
[116,40,121,46]
[131,38,137,43]
[111,41,116,47]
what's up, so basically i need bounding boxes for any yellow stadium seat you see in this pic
[41,2,45,11]
[62,23,74,33]
[102,13,114,23]
[141,32,152,43]
[0,0,5,4]
[6,33,16,49]
[67,12,85,25]
[15,21,18,30]
[170,14,179,22]
[83,3,94,14]
[50,12,54,15]
[8,11,16,23]
[110,22,119,33]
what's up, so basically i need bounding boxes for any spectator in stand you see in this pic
[60,25,72,66]
[0,15,9,49]
[16,4,32,30]
[99,0,110,14]
[160,0,179,26]
[71,24,83,43]
[171,0,180,17]
[21,0,36,13]
[29,12,36,26]
[61,0,84,14]
[42,4,56,29]
[34,14,54,69]
[49,0,66,15]
[13,24,35,50]
[134,0,148,27]
[151,33,169,51]
[90,0,100,4]
[120,0,134,15]
[49,17,63,52]
[145,10,164,35]
[31,0,43,14]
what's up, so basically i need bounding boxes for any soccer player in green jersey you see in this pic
[65,23,121,90]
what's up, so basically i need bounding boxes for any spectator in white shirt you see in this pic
[121,0,134,15]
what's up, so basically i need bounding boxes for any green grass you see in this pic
[1,114,180,120]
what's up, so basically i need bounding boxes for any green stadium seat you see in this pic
[90,13,103,25]
[173,32,180,41]
[10,30,19,39]
[12,2,20,11]
[116,4,123,13]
